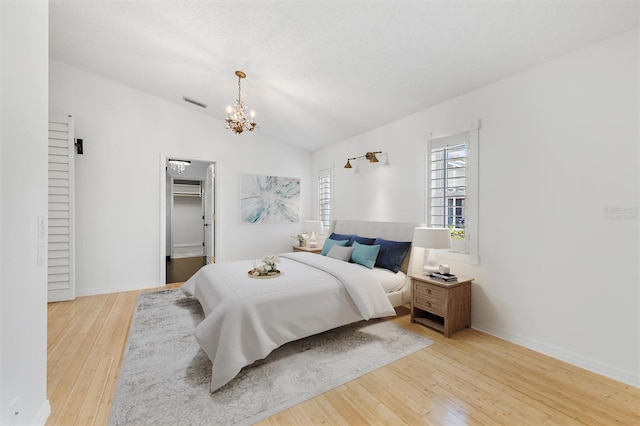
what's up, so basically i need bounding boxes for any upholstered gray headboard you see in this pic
[330,220,418,242]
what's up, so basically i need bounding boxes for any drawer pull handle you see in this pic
[427,302,431,307]
[427,289,432,294]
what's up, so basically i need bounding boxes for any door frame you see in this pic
[159,152,218,286]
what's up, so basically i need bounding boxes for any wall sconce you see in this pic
[344,151,382,168]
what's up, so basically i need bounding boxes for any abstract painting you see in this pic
[241,174,300,223]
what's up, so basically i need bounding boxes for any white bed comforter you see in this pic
[182,252,396,392]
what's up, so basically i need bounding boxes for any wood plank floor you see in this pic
[166,256,206,283]
[47,284,640,425]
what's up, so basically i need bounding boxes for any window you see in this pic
[318,169,331,232]
[426,120,480,262]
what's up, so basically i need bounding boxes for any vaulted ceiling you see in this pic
[49,1,639,151]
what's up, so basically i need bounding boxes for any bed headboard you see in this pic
[329,220,421,274]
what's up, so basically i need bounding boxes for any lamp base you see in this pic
[423,264,439,274]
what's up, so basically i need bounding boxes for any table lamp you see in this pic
[412,227,452,274]
[303,220,323,247]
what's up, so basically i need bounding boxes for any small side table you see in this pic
[292,245,322,254]
[410,274,473,337]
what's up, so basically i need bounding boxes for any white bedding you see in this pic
[182,251,395,392]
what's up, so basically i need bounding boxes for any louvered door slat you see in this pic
[48,115,75,302]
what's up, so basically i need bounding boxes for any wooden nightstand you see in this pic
[410,274,473,337]
[292,245,322,254]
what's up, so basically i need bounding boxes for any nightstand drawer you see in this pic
[413,281,446,301]
[414,296,445,316]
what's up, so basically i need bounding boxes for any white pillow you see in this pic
[326,245,354,261]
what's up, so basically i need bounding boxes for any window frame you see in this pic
[426,120,480,264]
[317,168,332,233]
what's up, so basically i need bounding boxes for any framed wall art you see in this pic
[240,174,300,223]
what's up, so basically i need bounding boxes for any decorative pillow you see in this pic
[350,235,376,246]
[350,241,380,269]
[329,232,354,243]
[321,238,349,256]
[374,238,412,273]
[326,245,354,262]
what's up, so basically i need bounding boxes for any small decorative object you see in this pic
[303,220,323,247]
[438,264,450,274]
[292,233,307,247]
[248,254,281,278]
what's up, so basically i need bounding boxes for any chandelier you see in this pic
[168,159,190,174]
[225,70,258,134]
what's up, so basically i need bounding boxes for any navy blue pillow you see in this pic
[374,238,412,273]
[350,235,376,246]
[329,232,354,243]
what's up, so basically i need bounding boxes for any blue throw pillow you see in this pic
[374,238,412,273]
[329,233,354,244]
[321,238,349,256]
[350,235,376,246]
[350,241,380,269]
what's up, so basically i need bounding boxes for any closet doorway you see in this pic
[164,158,216,284]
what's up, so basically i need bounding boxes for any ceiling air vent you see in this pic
[182,96,207,109]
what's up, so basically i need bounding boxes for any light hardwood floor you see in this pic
[47,284,639,425]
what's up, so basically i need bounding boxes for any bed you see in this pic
[182,220,420,392]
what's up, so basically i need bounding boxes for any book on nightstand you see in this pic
[429,273,458,282]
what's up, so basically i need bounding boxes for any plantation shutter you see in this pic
[48,115,76,302]
[318,170,331,232]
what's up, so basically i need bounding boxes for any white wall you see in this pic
[49,60,313,296]
[172,195,203,251]
[0,1,51,424]
[312,29,639,387]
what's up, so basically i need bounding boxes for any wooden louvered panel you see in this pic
[48,257,69,267]
[48,265,70,275]
[48,242,70,251]
[49,218,69,227]
[48,122,67,132]
[49,146,69,156]
[49,195,69,204]
[49,250,70,259]
[49,227,69,236]
[49,170,69,180]
[48,202,69,212]
[48,282,70,291]
[48,234,69,243]
[48,115,75,302]
[48,154,69,164]
[49,162,69,172]
[49,210,69,220]
[49,186,69,195]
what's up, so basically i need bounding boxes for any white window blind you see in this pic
[318,169,331,232]
[427,120,480,262]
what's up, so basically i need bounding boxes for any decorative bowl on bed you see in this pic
[247,269,281,278]
[248,254,281,278]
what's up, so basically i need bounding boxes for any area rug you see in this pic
[109,289,433,426]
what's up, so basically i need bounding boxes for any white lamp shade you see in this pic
[303,220,323,234]
[412,227,452,249]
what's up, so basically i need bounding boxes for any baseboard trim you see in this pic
[32,399,51,426]
[75,281,164,298]
[472,321,640,388]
